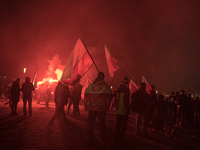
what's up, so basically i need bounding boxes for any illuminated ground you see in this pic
[0,99,200,150]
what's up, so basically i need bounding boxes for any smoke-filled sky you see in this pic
[1,0,200,94]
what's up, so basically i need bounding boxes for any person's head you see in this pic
[171,91,174,96]
[122,76,129,85]
[175,92,179,96]
[151,85,155,90]
[98,72,105,80]
[25,77,30,83]
[140,82,146,89]
[187,94,192,98]
[158,94,164,100]
[181,90,185,94]
[15,78,20,84]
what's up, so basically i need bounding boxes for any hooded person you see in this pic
[21,77,35,116]
[10,78,21,115]
[84,72,112,144]
[47,82,70,130]
[134,82,150,134]
[112,76,130,145]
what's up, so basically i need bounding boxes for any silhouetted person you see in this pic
[133,82,150,135]
[10,78,21,116]
[71,80,83,117]
[187,94,194,128]
[46,82,70,130]
[174,92,180,125]
[4,84,12,107]
[177,90,189,127]
[21,77,35,116]
[46,87,51,107]
[54,82,60,108]
[167,91,176,124]
[84,72,112,144]
[149,85,157,102]
[148,85,157,123]
[154,94,168,130]
[194,97,200,127]
[113,76,130,144]
[0,85,2,99]
[67,96,73,114]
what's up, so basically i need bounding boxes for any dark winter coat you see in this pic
[22,82,35,100]
[10,81,21,102]
[71,83,83,101]
[115,83,130,115]
[131,88,149,114]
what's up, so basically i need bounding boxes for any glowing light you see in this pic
[24,68,26,73]
[37,78,58,86]
[55,69,63,81]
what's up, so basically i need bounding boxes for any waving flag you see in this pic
[129,79,139,102]
[142,76,152,94]
[105,46,119,77]
[61,39,93,85]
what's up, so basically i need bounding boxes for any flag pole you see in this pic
[80,38,100,73]
[32,68,38,83]
[116,59,136,81]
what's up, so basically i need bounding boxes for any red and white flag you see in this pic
[142,76,152,94]
[105,46,119,77]
[129,79,139,102]
[81,76,93,100]
[61,39,93,85]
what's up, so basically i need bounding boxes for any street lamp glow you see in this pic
[24,68,26,73]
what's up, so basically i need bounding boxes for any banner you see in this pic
[84,80,112,111]
[105,46,119,77]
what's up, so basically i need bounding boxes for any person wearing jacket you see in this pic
[10,78,21,116]
[133,82,150,134]
[84,72,112,144]
[47,82,70,130]
[21,77,35,116]
[113,76,130,144]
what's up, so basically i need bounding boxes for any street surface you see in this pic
[0,99,200,150]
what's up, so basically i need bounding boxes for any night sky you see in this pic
[1,0,200,94]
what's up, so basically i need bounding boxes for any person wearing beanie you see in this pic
[112,76,130,146]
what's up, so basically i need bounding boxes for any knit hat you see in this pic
[122,76,129,84]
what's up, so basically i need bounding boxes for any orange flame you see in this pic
[37,69,63,88]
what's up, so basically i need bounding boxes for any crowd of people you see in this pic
[2,77,35,116]
[1,72,200,148]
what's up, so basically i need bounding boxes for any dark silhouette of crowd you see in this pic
[1,77,35,116]
[130,87,200,131]
[2,73,200,149]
